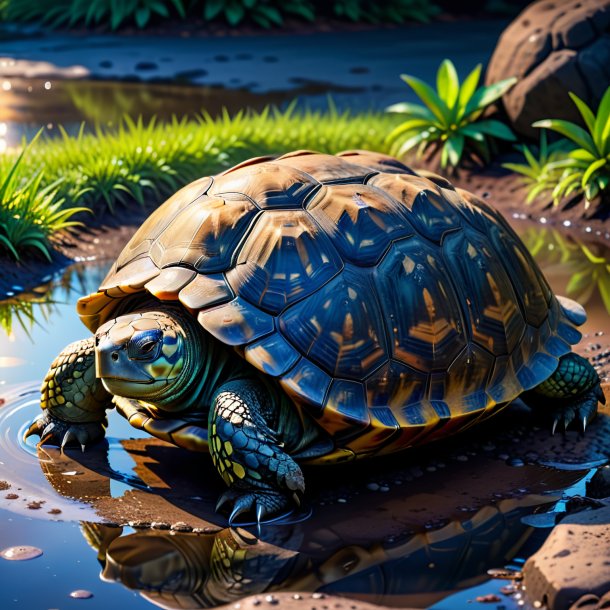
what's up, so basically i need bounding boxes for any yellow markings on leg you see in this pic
[231,462,246,479]
[224,441,233,456]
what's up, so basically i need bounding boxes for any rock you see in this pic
[587,465,610,499]
[486,0,610,138]
[523,506,610,610]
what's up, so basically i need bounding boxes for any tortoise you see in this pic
[25,150,605,523]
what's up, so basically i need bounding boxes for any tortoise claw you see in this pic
[256,503,264,536]
[551,416,559,436]
[60,430,77,451]
[23,418,42,441]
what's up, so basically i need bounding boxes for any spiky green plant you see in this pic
[532,88,610,209]
[386,59,517,169]
[502,133,570,204]
[0,143,88,261]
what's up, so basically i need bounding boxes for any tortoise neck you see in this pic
[149,305,255,414]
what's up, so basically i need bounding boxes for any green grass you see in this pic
[26,105,400,213]
[0,0,439,29]
[0,105,399,261]
[0,140,87,262]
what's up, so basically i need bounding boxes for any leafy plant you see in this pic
[203,0,315,27]
[4,0,186,29]
[386,59,517,169]
[532,87,610,209]
[332,0,439,23]
[502,133,570,204]
[0,141,87,261]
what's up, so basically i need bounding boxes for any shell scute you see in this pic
[279,267,388,379]
[178,273,233,311]
[244,333,300,377]
[374,236,467,372]
[442,229,526,356]
[209,162,319,209]
[429,344,495,415]
[280,358,332,411]
[227,210,342,314]
[307,183,415,266]
[145,267,196,300]
[487,222,551,327]
[149,195,258,273]
[320,379,370,435]
[275,152,374,184]
[337,150,417,175]
[367,173,461,242]
[115,177,211,270]
[197,297,274,346]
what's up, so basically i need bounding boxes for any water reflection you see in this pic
[520,227,610,315]
[77,493,546,610]
[34,433,585,610]
[0,77,310,146]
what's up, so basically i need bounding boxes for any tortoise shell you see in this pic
[78,150,580,458]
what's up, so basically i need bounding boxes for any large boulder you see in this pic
[523,505,610,610]
[486,0,610,139]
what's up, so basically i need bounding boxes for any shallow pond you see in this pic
[0,220,608,610]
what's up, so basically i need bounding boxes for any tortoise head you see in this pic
[95,310,189,400]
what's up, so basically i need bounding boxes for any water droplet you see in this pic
[69,590,93,599]
[1,546,43,561]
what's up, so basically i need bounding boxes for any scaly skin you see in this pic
[526,352,605,434]
[210,379,305,524]
[25,338,113,449]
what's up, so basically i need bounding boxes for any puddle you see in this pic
[0,210,609,609]
[0,77,362,149]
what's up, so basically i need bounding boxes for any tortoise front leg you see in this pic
[24,337,113,450]
[210,380,304,525]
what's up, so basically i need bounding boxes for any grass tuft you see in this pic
[24,104,400,214]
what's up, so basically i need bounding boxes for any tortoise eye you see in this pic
[128,329,163,360]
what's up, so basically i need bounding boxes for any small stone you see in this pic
[487,568,523,580]
[475,594,501,603]
[151,522,170,530]
[292,594,302,600]
[69,589,93,599]
[128,521,150,529]
[366,483,380,491]
[5,493,18,500]
[379,486,390,492]
[1,546,43,560]
[506,457,525,467]
[48,508,62,515]
[312,593,325,599]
